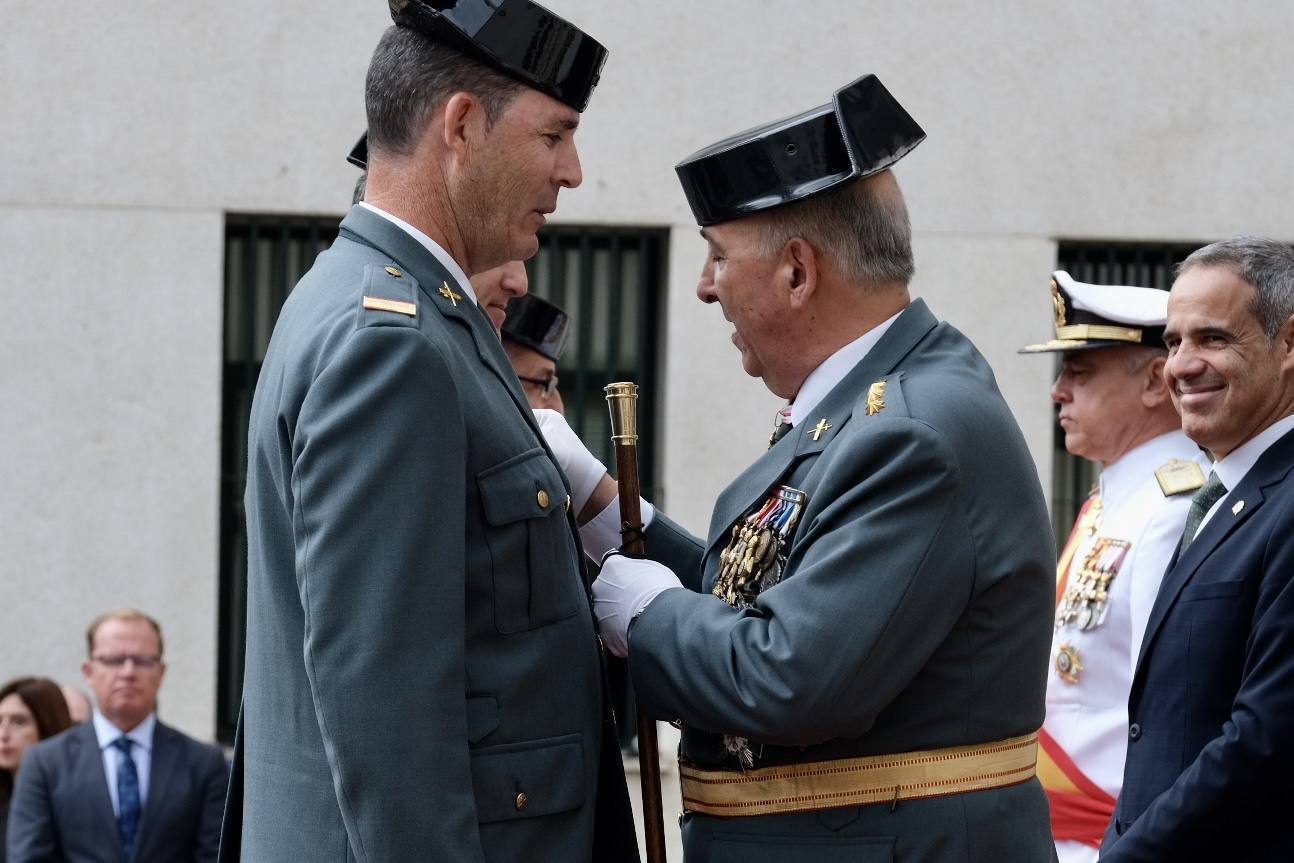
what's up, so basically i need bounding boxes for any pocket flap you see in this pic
[477,448,566,526]
[1181,579,1245,601]
[470,732,585,823]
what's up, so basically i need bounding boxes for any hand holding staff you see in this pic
[605,382,667,863]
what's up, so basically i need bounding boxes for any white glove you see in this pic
[532,408,608,514]
[592,554,683,657]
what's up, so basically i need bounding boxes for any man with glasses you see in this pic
[7,609,228,863]
[501,293,569,413]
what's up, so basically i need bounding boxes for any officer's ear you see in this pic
[1141,352,1172,409]
[440,91,484,164]
[1276,313,1294,375]
[783,237,819,310]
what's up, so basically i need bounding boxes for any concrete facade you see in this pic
[3,1,1291,740]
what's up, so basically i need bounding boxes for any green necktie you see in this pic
[1179,471,1227,554]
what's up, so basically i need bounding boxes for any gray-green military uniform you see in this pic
[225,205,635,862]
[633,301,1058,862]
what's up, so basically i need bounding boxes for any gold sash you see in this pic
[679,732,1038,817]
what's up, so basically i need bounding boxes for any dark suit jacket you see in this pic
[1101,426,1294,862]
[222,205,635,863]
[6,720,228,863]
[631,301,1058,862]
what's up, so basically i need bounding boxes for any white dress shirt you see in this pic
[357,202,477,305]
[92,710,156,816]
[1198,412,1294,532]
[785,309,901,427]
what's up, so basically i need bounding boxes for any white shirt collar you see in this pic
[1211,413,1294,493]
[357,202,477,306]
[1099,430,1203,504]
[92,709,157,753]
[786,309,903,427]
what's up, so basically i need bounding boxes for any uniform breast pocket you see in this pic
[477,448,580,634]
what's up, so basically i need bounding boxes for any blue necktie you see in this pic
[113,737,141,859]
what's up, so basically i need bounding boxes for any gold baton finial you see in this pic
[605,382,639,445]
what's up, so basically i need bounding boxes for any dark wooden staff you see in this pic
[605,381,666,863]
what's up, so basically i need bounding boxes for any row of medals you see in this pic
[713,487,808,609]
[1055,500,1131,684]
[711,486,808,766]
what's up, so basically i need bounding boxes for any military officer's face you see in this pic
[471,261,529,330]
[460,88,583,271]
[1051,346,1168,465]
[697,220,791,390]
[1164,264,1294,459]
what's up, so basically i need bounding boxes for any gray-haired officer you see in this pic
[501,293,569,413]
[222,3,638,862]
[1020,273,1205,862]
[544,76,1057,860]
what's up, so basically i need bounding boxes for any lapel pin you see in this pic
[439,282,462,307]
[809,419,832,441]
[1232,500,1245,516]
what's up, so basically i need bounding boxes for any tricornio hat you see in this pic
[675,75,925,226]
[348,1,607,170]
[1018,271,1169,354]
[500,293,570,361]
[390,0,607,112]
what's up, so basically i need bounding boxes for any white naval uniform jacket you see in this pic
[1045,430,1207,863]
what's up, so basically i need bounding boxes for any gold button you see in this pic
[537,490,550,508]
[515,792,529,811]
[384,266,402,278]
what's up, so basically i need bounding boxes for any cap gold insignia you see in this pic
[1051,279,1067,330]
[362,296,416,316]
[866,380,887,416]
[1155,459,1206,496]
[1232,500,1245,515]
[384,266,403,278]
[1055,642,1083,684]
[439,282,462,307]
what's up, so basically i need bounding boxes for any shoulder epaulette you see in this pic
[1155,458,1206,497]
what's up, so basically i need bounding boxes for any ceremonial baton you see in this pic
[605,382,667,863]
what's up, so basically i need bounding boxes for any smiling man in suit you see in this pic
[6,610,228,863]
[1100,237,1294,862]
[221,3,637,863]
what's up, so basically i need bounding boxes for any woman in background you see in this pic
[0,677,74,862]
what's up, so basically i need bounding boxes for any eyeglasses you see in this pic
[92,654,163,670]
[517,373,560,398]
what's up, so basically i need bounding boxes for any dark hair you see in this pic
[86,608,165,658]
[365,26,523,159]
[0,677,74,800]
[1177,236,1294,342]
[759,169,914,287]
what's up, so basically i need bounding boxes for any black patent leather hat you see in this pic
[675,75,925,226]
[500,293,570,361]
[390,0,608,112]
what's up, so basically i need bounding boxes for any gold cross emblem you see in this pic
[439,282,462,307]
[809,419,832,441]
